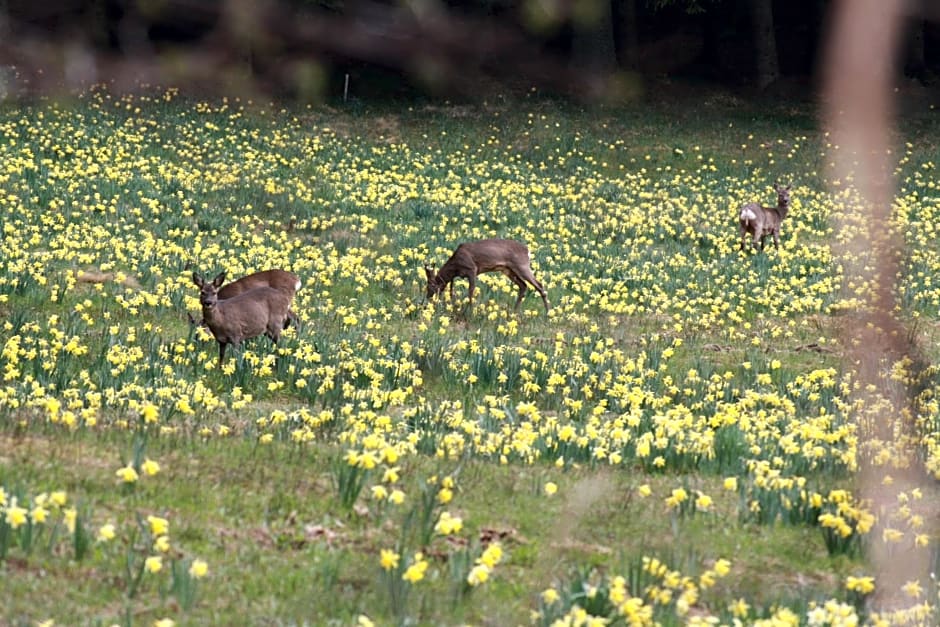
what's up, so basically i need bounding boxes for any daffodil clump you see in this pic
[95,511,210,612]
[0,486,74,559]
[534,555,732,626]
[1,480,208,620]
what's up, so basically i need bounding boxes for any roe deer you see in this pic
[216,269,302,329]
[424,239,549,313]
[192,272,294,367]
[739,183,791,251]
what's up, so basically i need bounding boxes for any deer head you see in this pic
[773,183,792,208]
[424,265,443,300]
[193,271,227,309]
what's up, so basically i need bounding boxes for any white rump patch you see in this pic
[295,279,302,291]
[740,208,757,221]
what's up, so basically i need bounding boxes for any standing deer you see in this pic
[739,183,791,251]
[192,272,295,367]
[189,269,302,329]
[216,269,302,329]
[424,239,549,313]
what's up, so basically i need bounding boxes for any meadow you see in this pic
[1,85,939,626]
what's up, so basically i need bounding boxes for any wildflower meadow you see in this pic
[1,86,939,626]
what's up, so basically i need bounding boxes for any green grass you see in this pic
[1,87,939,625]
[1,434,861,625]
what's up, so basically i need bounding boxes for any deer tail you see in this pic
[739,207,757,226]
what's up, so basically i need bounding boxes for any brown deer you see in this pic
[189,269,301,329]
[424,239,549,313]
[739,183,792,251]
[216,269,301,329]
[192,272,295,367]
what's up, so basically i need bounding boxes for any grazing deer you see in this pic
[424,239,549,313]
[739,183,792,251]
[192,272,294,367]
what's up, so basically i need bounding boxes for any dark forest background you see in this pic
[0,0,937,104]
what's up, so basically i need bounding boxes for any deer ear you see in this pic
[212,272,226,287]
[192,272,204,287]
[424,266,434,280]
[785,185,791,191]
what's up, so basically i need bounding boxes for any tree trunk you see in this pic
[700,6,723,79]
[571,0,617,73]
[750,0,779,88]
[86,0,110,49]
[618,0,640,71]
[905,18,926,79]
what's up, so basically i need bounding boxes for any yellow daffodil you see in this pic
[141,458,160,477]
[115,464,139,484]
[147,515,169,536]
[401,553,428,583]
[380,549,400,571]
[189,559,209,578]
[145,555,163,574]
[97,523,116,543]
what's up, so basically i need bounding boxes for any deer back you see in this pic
[218,269,301,300]
[740,203,784,233]
[450,239,531,274]
[212,287,292,342]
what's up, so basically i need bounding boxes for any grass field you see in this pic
[1,85,940,626]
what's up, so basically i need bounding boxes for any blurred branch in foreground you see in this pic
[823,0,938,610]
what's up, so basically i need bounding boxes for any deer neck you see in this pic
[201,301,222,325]
[435,263,460,286]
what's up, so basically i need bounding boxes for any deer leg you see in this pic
[773,230,780,248]
[466,275,476,312]
[271,333,281,368]
[517,267,550,312]
[283,308,300,331]
[534,282,550,313]
[218,341,227,368]
[505,271,528,310]
[531,277,549,313]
